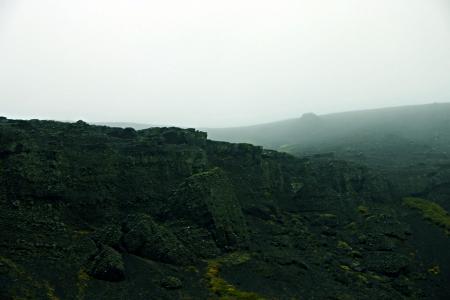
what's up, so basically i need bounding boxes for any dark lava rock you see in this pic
[360,234,396,251]
[168,167,248,250]
[363,214,410,241]
[88,246,125,282]
[0,117,446,299]
[364,252,411,276]
[90,224,123,249]
[122,214,194,265]
[314,213,339,228]
[170,222,221,258]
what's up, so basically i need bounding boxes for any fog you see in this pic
[0,0,449,127]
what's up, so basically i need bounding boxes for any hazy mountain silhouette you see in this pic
[205,103,450,152]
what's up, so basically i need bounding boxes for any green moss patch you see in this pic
[403,197,450,235]
[205,252,265,300]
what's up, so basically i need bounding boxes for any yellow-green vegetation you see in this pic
[217,252,252,266]
[344,222,357,231]
[356,274,369,284]
[335,293,356,300]
[44,282,60,300]
[337,241,352,251]
[370,274,384,281]
[185,265,200,274]
[403,197,450,235]
[428,265,440,275]
[1,256,60,300]
[337,261,373,287]
[74,229,92,236]
[357,205,369,215]
[339,265,351,271]
[77,268,90,300]
[205,252,265,300]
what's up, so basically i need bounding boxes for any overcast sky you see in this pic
[0,0,449,127]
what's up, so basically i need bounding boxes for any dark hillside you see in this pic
[0,117,449,299]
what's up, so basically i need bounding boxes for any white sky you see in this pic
[0,0,449,127]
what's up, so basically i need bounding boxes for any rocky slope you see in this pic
[0,117,449,299]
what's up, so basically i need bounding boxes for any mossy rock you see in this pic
[122,214,194,265]
[364,252,411,276]
[168,167,249,250]
[206,253,265,299]
[87,245,125,282]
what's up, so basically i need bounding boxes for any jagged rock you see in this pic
[167,167,248,250]
[122,214,193,265]
[87,246,125,282]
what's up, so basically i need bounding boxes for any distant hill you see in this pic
[205,103,450,150]
[205,103,450,197]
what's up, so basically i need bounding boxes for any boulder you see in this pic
[122,214,193,265]
[88,246,125,282]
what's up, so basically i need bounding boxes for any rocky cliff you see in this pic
[0,117,449,299]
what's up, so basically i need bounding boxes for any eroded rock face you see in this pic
[168,167,248,250]
[292,159,392,218]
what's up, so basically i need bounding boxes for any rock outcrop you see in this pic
[168,167,248,250]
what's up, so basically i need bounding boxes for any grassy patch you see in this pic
[337,241,352,251]
[357,205,369,215]
[428,265,440,275]
[403,197,450,235]
[0,256,61,300]
[205,252,265,300]
[77,268,90,300]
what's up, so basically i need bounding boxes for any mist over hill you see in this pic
[206,103,450,151]
[206,103,450,197]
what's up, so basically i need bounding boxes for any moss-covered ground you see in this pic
[404,197,450,235]
[205,252,265,300]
